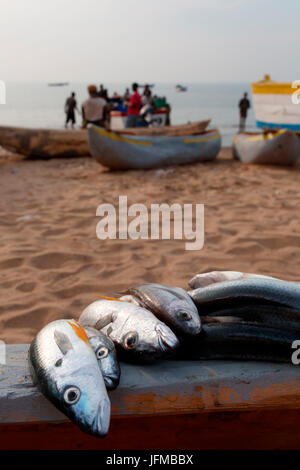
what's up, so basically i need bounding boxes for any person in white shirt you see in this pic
[82,85,107,128]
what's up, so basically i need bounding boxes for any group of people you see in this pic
[65,84,251,132]
[64,83,168,129]
[64,85,108,129]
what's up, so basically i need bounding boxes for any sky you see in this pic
[0,0,299,83]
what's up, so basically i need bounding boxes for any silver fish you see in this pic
[29,319,111,437]
[84,326,120,390]
[189,278,300,310]
[122,283,201,337]
[199,303,300,332]
[188,271,276,289]
[79,300,179,363]
[176,321,298,363]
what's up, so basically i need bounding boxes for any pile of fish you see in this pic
[29,270,300,437]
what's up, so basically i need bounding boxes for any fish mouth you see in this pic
[90,399,111,437]
[156,324,179,353]
[190,319,202,336]
[104,376,119,391]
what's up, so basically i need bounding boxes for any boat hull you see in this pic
[251,80,300,131]
[0,126,89,159]
[232,130,300,166]
[88,125,221,170]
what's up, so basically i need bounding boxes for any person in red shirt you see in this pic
[126,82,142,128]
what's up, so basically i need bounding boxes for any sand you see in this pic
[1,148,300,344]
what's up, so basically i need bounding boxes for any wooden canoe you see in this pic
[0,121,210,160]
[232,129,300,165]
[88,125,221,170]
[0,126,89,159]
[114,120,211,137]
[1,344,300,450]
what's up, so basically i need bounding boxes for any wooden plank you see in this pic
[1,345,300,427]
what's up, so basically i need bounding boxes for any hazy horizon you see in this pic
[1,0,299,83]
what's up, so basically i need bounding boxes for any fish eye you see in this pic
[63,386,81,405]
[96,347,108,359]
[124,332,138,349]
[180,312,192,321]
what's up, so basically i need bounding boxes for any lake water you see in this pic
[0,82,257,146]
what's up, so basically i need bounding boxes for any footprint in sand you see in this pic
[42,228,68,237]
[30,252,93,270]
[16,281,36,293]
[0,257,24,269]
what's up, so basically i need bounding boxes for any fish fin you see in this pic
[54,330,74,355]
[95,294,123,302]
[67,320,90,343]
[95,312,115,330]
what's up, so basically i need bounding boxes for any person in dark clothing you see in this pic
[238,92,250,132]
[98,84,105,98]
[65,92,77,128]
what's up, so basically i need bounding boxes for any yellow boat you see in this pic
[251,74,300,131]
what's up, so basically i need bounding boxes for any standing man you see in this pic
[82,85,107,128]
[126,82,142,128]
[65,92,78,129]
[238,92,250,132]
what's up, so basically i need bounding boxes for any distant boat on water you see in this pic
[48,82,69,87]
[175,84,187,92]
[139,84,155,88]
[251,74,300,131]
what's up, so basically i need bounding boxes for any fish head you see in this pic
[132,284,201,337]
[109,306,179,362]
[165,298,201,336]
[85,326,120,390]
[56,368,111,437]
[50,320,111,437]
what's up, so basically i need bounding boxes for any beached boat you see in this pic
[1,344,300,450]
[88,123,221,170]
[232,129,300,166]
[0,126,89,159]
[251,75,300,131]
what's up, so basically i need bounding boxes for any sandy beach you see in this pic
[1,148,300,344]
